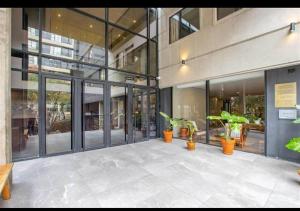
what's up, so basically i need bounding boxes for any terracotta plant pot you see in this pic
[187,141,196,151]
[163,130,173,143]
[221,138,235,155]
[180,128,189,138]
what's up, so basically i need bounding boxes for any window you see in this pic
[169,8,200,44]
[216,8,242,21]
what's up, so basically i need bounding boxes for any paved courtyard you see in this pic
[1,139,300,208]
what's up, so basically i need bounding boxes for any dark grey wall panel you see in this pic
[266,66,300,163]
[159,87,172,137]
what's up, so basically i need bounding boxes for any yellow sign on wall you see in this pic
[275,82,297,108]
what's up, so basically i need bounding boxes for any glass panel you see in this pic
[110,86,127,146]
[169,13,180,44]
[149,40,157,77]
[12,8,39,52]
[41,57,105,79]
[149,8,157,40]
[108,25,147,74]
[11,71,39,160]
[149,91,157,138]
[109,8,147,36]
[41,8,105,66]
[217,8,242,20]
[108,69,147,86]
[169,8,200,44]
[180,8,200,38]
[133,88,148,143]
[12,55,39,73]
[150,78,157,87]
[84,83,104,149]
[209,72,265,154]
[46,78,72,154]
[172,82,206,143]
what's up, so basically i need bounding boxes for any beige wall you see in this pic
[172,87,206,131]
[0,8,11,164]
[158,8,300,88]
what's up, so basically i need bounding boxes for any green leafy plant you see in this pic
[285,106,300,175]
[207,111,249,141]
[159,112,183,131]
[285,111,300,152]
[186,120,196,142]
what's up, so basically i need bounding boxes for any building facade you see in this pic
[157,8,300,163]
[3,8,159,162]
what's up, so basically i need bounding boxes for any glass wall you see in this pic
[133,88,148,143]
[110,85,128,146]
[11,71,39,160]
[11,8,158,161]
[83,82,105,149]
[208,72,265,154]
[45,78,72,155]
[172,82,206,143]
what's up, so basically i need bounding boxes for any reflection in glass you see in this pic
[149,8,158,40]
[209,72,265,154]
[149,91,157,137]
[170,8,200,44]
[149,40,157,76]
[41,57,105,79]
[110,86,127,146]
[12,8,39,51]
[41,8,105,66]
[109,8,147,36]
[46,78,72,154]
[11,71,39,160]
[217,8,242,20]
[108,25,147,74]
[172,82,206,143]
[84,83,104,149]
[108,69,147,86]
[133,88,148,143]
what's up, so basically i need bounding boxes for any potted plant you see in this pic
[285,105,300,175]
[180,120,189,139]
[186,120,196,150]
[159,112,182,143]
[207,111,249,155]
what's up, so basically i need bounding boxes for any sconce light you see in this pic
[290,22,296,32]
[181,60,186,65]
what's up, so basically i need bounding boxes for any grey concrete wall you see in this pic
[159,87,172,137]
[0,8,11,164]
[266,66,300,163]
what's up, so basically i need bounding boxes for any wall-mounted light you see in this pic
[181,60,186,65]
[290,22,296,32]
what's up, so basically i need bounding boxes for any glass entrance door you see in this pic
[133,88,148,143]
[110,85,128,146]
[83,82,105,149]
[44,77,73,155]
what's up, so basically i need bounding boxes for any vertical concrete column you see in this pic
[0,8,12,164]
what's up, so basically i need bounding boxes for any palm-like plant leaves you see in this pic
[286,137,300,153]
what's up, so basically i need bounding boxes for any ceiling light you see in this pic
[290,22,296,32]
[89,24,93,28]
[57,13,61,18]
[133,19,137,23]
[118,34,121,37]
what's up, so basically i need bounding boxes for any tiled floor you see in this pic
[1,139,300,208]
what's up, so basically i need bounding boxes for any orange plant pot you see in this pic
[221,138,235,155]
[187,141,196,151]
[180,128,188,138]
[163,130,173,143]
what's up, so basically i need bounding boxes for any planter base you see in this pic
[187,141,196,151]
